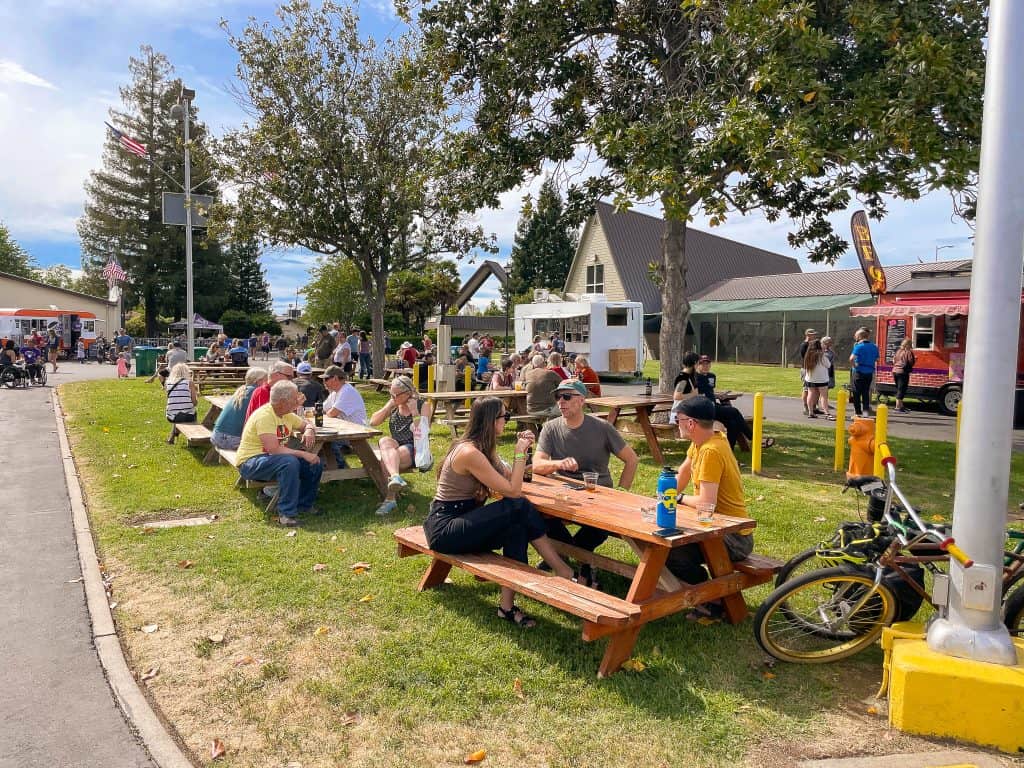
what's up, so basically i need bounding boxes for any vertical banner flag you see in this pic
[102,257,127,287]
[851,210,887,295]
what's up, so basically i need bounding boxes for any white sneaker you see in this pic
[387,475,407,494]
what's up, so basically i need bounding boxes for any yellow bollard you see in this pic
[464,365,473,408]
[872,403,889,478]
[426,363,435,394]
[413,361,422,390]
[833,388,848,471]
[751,392,764,475]
[954,399,963,479]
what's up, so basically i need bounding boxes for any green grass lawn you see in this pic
[642,360,816,398]
[60,379,1023,767]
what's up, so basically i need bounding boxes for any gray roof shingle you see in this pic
[594,202,801,312]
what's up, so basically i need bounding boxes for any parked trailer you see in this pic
[0,308,102,357]
[514,297,645,374]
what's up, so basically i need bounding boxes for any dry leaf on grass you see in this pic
[357,595,374,603]
[464,749,487,764]
[813,516,827,523]
[211,738,226,760]
[330,535,337,541]
[140,527,155,535]
[350,562,372,571]
[866,706,878,715]
[207,633,224,644]
[140,666,160,681]
[339,711,362,726]
[314,626,330,637]
[930,515,945,522]
[140,624,159,634]
[233,655,256,667]
[622,658,646,672]
[696,617,719,626]
[762,671,776,680]
[177,560,194,569]
[513,678,525,700]
[364,531,377,537]
[312,563,328,572]
[109,601,118,609]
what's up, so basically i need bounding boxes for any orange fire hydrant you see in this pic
[847,418,876,478]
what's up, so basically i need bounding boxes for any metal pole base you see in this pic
[926,617,1018,666]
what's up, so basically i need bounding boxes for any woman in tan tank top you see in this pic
[424,396,575,628]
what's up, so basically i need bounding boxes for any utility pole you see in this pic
[170,87,196,357]
[935,243,955,262]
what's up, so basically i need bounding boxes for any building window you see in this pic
[913,316,934,349]
[606,308,628,326]
[585,263,604,293]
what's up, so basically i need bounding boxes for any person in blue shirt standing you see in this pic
[849,327,880,417]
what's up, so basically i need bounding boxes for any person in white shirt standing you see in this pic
[322,365,367,468]
[466,332,481,360]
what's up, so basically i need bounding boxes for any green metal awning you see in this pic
[689,294,871,315]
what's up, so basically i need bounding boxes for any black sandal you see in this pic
[574,564,600,590]
[762,436,776,449]
[497,604,536,628]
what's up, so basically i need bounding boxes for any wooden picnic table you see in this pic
[397,473,774,677]
[201,396,387,497]
[418,389,527,426]
[584,393,676,464]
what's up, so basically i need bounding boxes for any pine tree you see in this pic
[505,179,578,301]
[230,240,273,315]
[77,46,225,335]
[0,222,38,279]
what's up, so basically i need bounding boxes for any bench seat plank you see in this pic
[394,525,640,626]
[174,423,212,446]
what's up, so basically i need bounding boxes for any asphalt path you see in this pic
[0,360,154,768]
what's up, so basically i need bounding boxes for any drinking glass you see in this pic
[640,504,657,524]
[696,502,716,525]
[582,471,599,491]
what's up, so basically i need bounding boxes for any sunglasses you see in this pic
[556,392,579,401]
[496,411,512,420]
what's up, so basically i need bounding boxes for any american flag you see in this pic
[101,258,127,285]
[104,122,149,159]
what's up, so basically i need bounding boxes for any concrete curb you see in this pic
[53,390,196,768]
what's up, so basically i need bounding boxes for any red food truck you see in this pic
[849,264,1024,417]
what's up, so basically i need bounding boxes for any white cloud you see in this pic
[0,59,57,90]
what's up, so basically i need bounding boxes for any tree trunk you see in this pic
[658,208,689,394]
[144,285,158,338]
[369,278,387,378]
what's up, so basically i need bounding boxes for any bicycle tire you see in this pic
[1,369,16,389]
[774,547,821,587]
[1003,584,1024,638]
[754,566,898,663]
[35,367,46,386]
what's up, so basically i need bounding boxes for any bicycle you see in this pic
[753,444,976,663]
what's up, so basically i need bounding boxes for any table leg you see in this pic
[350,438,388,498]
[701,538,747,623]
[599,544,669,677]
[418,558,453,591]
[605,406,621,426]
[635,406,664,465]
[201,406,220,429]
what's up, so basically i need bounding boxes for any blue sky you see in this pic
[0,0,975,315]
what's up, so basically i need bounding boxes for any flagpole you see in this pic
[172,88,197,359]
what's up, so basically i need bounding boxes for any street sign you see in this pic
[161,192,213,227]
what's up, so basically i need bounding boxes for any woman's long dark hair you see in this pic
[437,396,503,476]
[804,339,823,370]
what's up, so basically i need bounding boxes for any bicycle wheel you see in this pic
[1,368,16,389]
[1003,584,1024,638]
[754,566,898,663]
[775,547,821,587]
[35,366,46,386]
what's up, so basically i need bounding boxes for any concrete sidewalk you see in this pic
[0,363,156,767]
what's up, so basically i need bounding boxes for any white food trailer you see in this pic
[514,295,645,374]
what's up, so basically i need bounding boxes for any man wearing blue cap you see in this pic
[667,396,754,601]
[532,378,639,585]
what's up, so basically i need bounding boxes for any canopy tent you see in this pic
[169,313,223,332]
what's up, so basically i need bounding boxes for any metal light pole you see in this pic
[934,243,955,262]
[170,87,196,358]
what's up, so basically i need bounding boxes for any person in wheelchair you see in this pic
[2,340,29,383]
[19,338,44,382]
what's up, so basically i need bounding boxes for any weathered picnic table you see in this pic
[585,393,676,464]
[418,389,529,435]
[395,473,778,676]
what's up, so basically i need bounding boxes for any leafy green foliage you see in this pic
[229,239,273,315]
[214,0,494,373]
[0,221,38,279]
[302,258,368,332]
[77,46,228,334]
[421,0,985,392]
[505,179,578,299]
[387,261,461,332]
[219,309,254,339]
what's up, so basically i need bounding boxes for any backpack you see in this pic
[316,335,334,360]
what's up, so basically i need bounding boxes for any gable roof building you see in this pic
[563,202,801,314]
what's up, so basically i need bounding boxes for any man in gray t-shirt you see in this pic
[533,380,640,577]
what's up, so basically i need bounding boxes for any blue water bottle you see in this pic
[656,466,677,529]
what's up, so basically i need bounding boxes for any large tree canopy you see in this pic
[422,0,985,387]
[215,0,493,373]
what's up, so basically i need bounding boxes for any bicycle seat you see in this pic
[844,475,884,492]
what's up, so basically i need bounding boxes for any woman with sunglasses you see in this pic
[369,375,430,515]
[425,396,576,628]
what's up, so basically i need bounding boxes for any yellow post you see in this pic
[872,403,889,478]
[426,363,435,393]
[833,388,848,471]
[464,365,472,408]
[955,399,963,478]
[751,392,764,475]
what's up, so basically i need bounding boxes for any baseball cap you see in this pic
[805,328,818,336]
[555,379,588,397]
[698,354,711,363]
[671,396,716,422]
[296,361,313,374]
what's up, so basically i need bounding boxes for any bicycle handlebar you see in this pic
[941,539,974,568]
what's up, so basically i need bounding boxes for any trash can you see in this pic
[133,346,159,377]
[194,346,207,361]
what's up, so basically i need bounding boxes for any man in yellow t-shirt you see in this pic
[237,380,322,527]
[666,396,754,587]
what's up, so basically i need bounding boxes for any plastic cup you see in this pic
[582,471,599,491]
[304,407,315,421]
[696,502,716,525]
[640,504,657,524]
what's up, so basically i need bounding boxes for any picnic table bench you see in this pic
[419,390,528,436]
[585,393,677,464]
[396,474,781,677]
